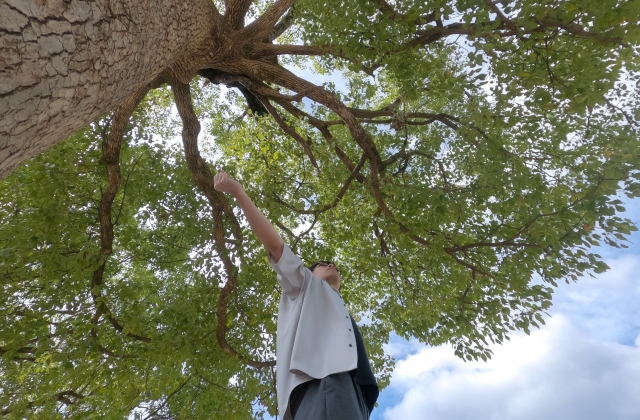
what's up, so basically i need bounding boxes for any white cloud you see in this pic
[550,253,640,345]
[380,316,640,420]
[384,335,425,361]
[376,246,640,420]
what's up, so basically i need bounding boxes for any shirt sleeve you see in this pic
[268,243,310,298]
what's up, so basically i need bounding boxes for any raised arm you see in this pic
[213,170,284,262]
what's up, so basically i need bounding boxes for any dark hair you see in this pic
[308,260,335,272]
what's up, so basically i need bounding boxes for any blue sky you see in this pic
[371,194,640,420]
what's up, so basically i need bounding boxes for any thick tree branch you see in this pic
[238,0,297,40]
[171,77,275,369]
[347,108,462,130]
[604,97,640,128]
[444,250,495,278]
[224,0,254,29]
[56,390,86,406]
[547,20,626,45]
[269,8,296,41]
[98,88,150,255]
[345,106,514,159]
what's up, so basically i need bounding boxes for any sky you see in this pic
[371,194,640,420]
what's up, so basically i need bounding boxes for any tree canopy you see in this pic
[1,0,640,418]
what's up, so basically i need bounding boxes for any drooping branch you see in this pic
[273,154,367,215]
[276,214,318,253]
[243,61,383,163]
[1,390,87,416]
[380,149,436,171]
[256,95,321,171]
[370,0,399,19]
[370,0,437,25]
[143,375,193,420]
[244,61,438,246]
[0,345,36,362]
[170,76,275,369]
[98,89,150,255]
[484,0,517,33]
[237,0,297,40]
[91,84,152,343]
[267,97,366,183]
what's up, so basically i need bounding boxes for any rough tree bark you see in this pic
[0,0,217,178]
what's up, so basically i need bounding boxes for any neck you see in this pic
[326,278,340,291]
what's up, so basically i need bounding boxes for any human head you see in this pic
[309,260,341,291]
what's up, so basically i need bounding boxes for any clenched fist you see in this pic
[213,170,243,197]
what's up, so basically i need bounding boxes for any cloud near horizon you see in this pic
[377,252,640,420]
[381,316,640,420]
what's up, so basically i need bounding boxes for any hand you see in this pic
[214,170,243,196]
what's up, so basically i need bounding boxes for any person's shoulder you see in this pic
[269,243,298,267]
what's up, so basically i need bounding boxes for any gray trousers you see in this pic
[289,372,369,420]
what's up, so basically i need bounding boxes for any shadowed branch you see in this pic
[171,76,275,369]
[92,84,152,343]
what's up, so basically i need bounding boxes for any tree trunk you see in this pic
[0,0,216,179]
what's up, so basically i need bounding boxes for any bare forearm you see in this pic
[234,189,284,262]
[213,170,284,261]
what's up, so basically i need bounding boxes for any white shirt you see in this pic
[269,244,358,420]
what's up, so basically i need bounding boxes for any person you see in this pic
[213,170,379,420]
